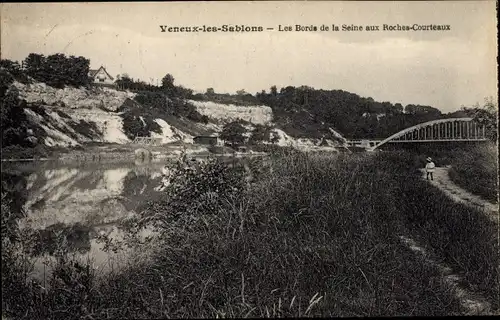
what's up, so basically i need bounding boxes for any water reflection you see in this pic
[2,156,263,280]
[2,160,174,279]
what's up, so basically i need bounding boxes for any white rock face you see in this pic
[14,81,135,111]
[24,108,84,147]
[187,99,273,125]
[269,128,339,152]
[150,118,193,144]
[12,81,344,150]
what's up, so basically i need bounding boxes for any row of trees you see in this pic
[22,53,91,88]
[116,73,194,99]
[190,87,261,106]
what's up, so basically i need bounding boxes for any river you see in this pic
[1,155,260,282]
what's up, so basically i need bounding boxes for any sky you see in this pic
[1,1,497,113]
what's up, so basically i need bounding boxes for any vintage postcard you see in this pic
[1,1,498,318]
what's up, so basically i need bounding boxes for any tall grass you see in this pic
[379,150,499,310]
[2,150,498,319]
[448,143,498,203]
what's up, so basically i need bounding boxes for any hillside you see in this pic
[1,75,346,157]
[2,54,481,158]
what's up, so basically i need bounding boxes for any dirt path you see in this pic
[408,166,499,315]
[399,235,493,315]
[421,167,498,223]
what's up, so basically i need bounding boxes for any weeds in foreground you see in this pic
[2,150,497,319]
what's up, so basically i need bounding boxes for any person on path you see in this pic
[425,157,435,181]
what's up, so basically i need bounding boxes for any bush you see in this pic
[121,112,162,140]
[69,120,102,140]
[139,156,245,230]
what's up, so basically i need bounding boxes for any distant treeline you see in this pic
[254,85,473,139]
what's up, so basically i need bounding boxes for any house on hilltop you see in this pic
[89,66,114,86]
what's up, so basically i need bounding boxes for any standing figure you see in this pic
[425,157,435,181]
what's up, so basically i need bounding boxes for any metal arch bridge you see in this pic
[360,117,487,151]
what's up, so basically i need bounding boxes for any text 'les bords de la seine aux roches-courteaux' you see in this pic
[159,23,451,33]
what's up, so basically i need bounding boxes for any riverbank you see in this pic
[1,142,274,164]
[2,150,498,318]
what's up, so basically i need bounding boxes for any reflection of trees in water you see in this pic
[121,170,164,212]
[1,172,28,218]
[72,171,103,191]
[32,222,92,256]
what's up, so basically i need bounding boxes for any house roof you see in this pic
[89,66,114,80]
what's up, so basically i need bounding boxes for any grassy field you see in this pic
[2,149,498,318]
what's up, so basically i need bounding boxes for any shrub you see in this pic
[121,112,162,140]
[139,156,245,230]
[220,121,247,147]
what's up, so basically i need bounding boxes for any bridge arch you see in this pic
[369,117,486,151]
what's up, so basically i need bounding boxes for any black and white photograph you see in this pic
[1,1,498,318]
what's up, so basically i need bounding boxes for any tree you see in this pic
[236,89,247,96]
[393,103,404,113]
[220,121,246,147]
[249,124,271,144]
[463,97,498,141]
[161,74,175,88]
[0,69,14,98]
[175,85,193,99]
[161,73,176,96]
[206,88,215,95]
[23,53,45,79]
[270,85,278,96]
[0,59,22,73]
[115,75,134,90]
